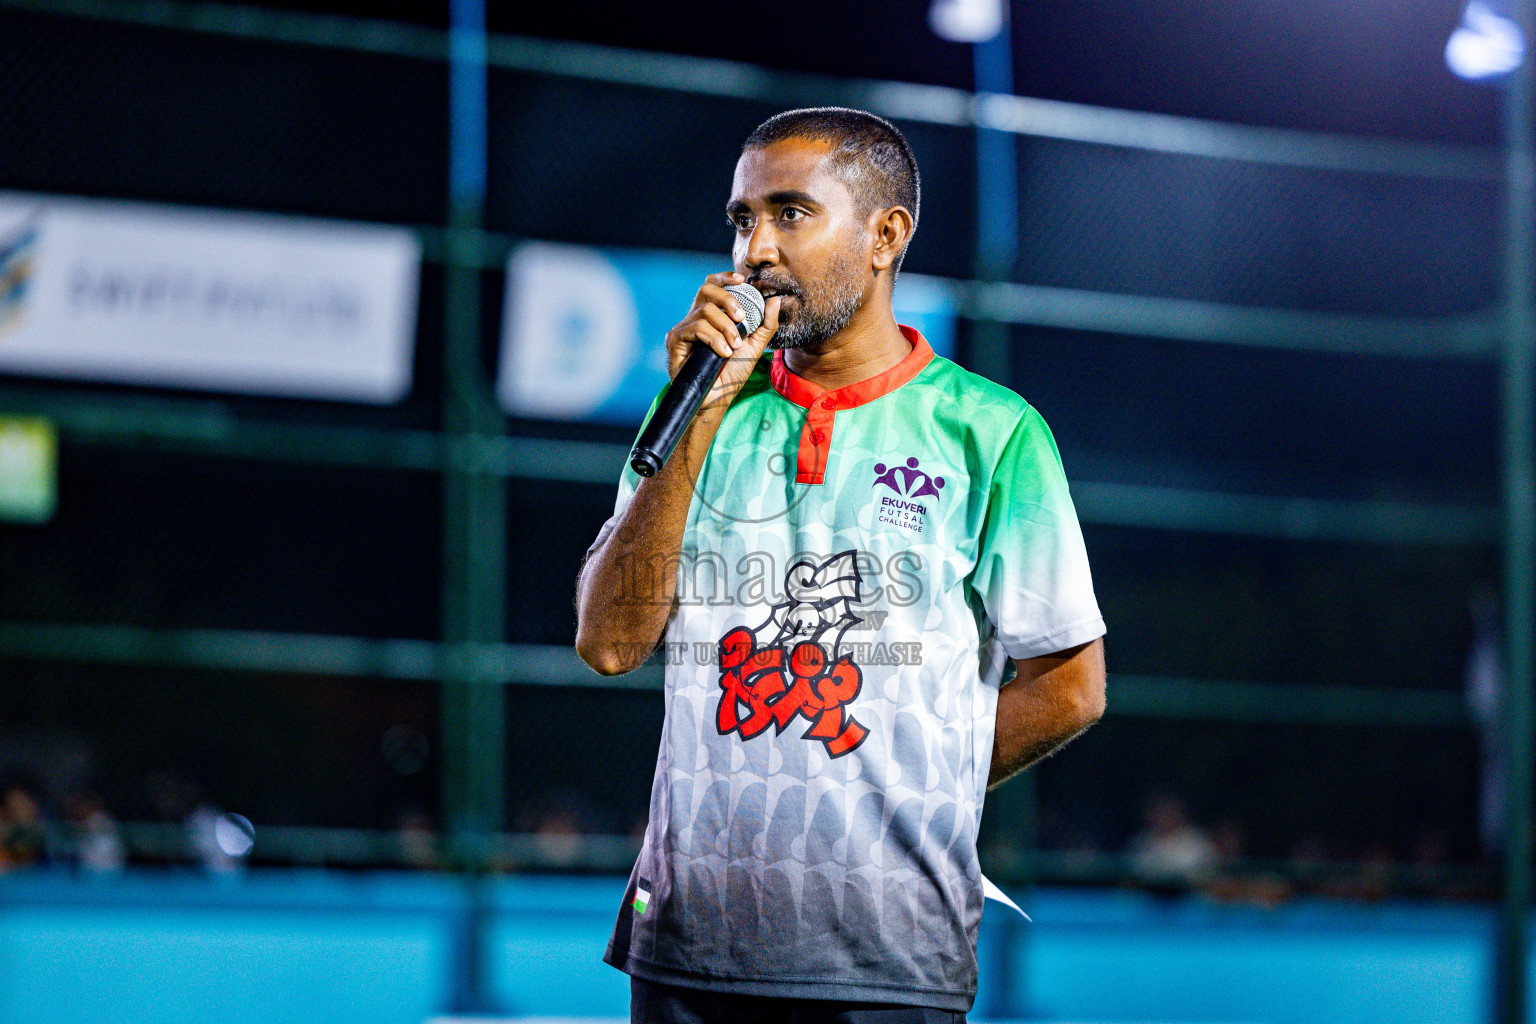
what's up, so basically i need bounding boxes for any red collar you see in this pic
[769,325,934,411]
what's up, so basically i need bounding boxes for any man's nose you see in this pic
[745,220,779,269]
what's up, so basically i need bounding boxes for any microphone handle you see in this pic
[630,343,729,477]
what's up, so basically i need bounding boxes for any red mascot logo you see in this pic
[715,551,870,758]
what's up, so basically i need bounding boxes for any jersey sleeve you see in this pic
[970,403,1105,660]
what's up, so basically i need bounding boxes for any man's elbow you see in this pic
[1070,674,1107,730]
[578,649,625,677]
[574,581,637,676]
[575,630,633,677]
[1068,638,1107,729]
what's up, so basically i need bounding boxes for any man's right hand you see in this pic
[665,271,782,410]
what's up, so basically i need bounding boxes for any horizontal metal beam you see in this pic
[0,390,447,472]
[969,91,1500,181]
[112,821,642,872]
[980,847,1493,891]
[0,391,1494,545]
[0,620,442,679]
[1071,480,1499,547]
[1,0,449,60]
[0,0,1498,180]
[962,281,1500,361]
[0,384,631,478]
[98,821,1491,888]
[0,621,664,689]
[1109,674,1470,729]
[410,228,1501,361]
[0,622,1467,728]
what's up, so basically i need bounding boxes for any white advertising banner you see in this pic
[0,191,420,403]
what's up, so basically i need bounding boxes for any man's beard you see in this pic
[751,251,866,352]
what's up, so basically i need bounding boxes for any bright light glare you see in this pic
[928,0,1003,43]
[213,812,255,857]
[1446,1,1525,80]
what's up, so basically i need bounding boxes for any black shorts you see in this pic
[630,975,968,1024]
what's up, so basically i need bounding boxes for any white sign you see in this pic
[499,242,640,420]
[0,192,420,403]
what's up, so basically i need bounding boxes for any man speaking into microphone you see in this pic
[576,107,1107,1022]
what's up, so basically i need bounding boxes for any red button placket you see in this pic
[770,327,936,485]
[797,401,836,484]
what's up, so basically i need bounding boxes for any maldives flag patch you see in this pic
[632,879,651,915]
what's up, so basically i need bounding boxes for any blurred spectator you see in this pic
[65,791,125,874]
[1284,835,1370,902]
[1037,804,1108,863]
[1203,818,1289,907]
[147,770,251,873]
[1286,834,1331,894]
[1465,584,1505,862]
[1403,828,1475,901]
[533,807,588,868]
[0,781,48,871]
[514,787,606,868]
[395,808,440,870]
[1128,793,1216,892]
[1340,842,1395,903]
[187,802,255,875]
[1210,818,1245,863]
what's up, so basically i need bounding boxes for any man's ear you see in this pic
[869,205,915,273]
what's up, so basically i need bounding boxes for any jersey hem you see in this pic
[1002,614,1107,660]
[603,943,977,1013]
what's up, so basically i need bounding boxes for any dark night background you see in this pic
[0,0,1507,877]
[257,0,1499,144]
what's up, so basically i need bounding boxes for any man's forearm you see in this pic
[574,411,724,675]
[987,639,1106,790]
[987,714,1097,790]
[576,279,780,675]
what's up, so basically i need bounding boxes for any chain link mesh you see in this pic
[0,5,1502,897]
[1014,136,1497,316]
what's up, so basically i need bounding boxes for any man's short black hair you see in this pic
[743,107,920,275]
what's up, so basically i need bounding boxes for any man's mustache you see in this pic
[746,274,803,300]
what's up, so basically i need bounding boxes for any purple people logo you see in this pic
[872,457,943,534]
[873,456,945,501]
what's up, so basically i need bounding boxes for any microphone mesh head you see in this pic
[724,282,765,335]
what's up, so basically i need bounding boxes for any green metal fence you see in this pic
[0,0,1515,893]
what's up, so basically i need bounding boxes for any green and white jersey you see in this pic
[600,326,1104,1012]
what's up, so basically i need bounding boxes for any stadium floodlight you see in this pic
[929,0,1004,43]
[1446,0,1525,81]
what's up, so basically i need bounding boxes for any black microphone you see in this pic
[630,282,765,477]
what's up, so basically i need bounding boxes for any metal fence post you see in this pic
[969,15,1036,1018]
[1497,5,1536,1021]
[965,16,1018,388]
[443,0,507,1012]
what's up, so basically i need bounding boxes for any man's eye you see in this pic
[730,215,751,230]
[781,207,804,222]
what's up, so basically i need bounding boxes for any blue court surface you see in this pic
[427,1019,1266,1024]
[428,1019,1260,1023]
[0,869,1497,1024]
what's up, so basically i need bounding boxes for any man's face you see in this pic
[727,138,871,352]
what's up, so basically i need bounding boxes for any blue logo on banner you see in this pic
[0,215,39,333]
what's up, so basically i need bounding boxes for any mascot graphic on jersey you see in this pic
[715,550,870,758]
